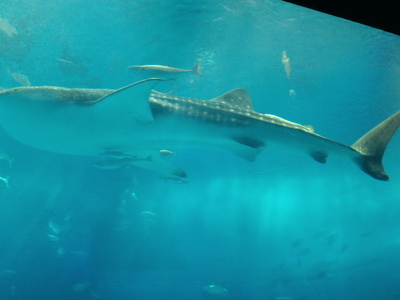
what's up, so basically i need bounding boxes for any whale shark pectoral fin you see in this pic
[97,78,165,122]
[310,151,327,164]
[227,137,265,161]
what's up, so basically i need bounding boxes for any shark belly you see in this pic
[0,93,232,156]
[0,95,128,155]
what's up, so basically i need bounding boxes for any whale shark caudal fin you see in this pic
[351,111,400,181]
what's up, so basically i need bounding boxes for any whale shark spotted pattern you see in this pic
[0,78,399,181]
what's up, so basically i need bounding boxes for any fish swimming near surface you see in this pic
[0,78,399,181]
[128,62,202,79]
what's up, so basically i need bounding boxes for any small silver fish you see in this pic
[47,234,60,242]
[281,50,291,79]
[140,211,157,218]
[0,152,13,166]
[0,269,17,277]
[128,62,202,79]
[72,282,90,292]
[159,149,174,156]
[56,58,74,64]
[11,72,31,86]
[48,219,61,234]
[0,176,9,188]
[203,284,228,296]
[0,17,18,38]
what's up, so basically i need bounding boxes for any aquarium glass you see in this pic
[0,1,399,299]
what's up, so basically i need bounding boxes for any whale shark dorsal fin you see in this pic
[96,78,164,122]
[210,88,254,111]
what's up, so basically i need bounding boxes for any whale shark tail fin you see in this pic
[352,111,400,181]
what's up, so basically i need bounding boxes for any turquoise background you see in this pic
[0,1,399,299]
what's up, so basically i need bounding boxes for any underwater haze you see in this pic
[0,0,400,299]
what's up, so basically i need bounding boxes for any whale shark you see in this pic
[0,78,398,181]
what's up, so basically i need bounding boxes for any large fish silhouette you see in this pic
[0,78,398,181]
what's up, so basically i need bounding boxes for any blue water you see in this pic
[0,1,400,299]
